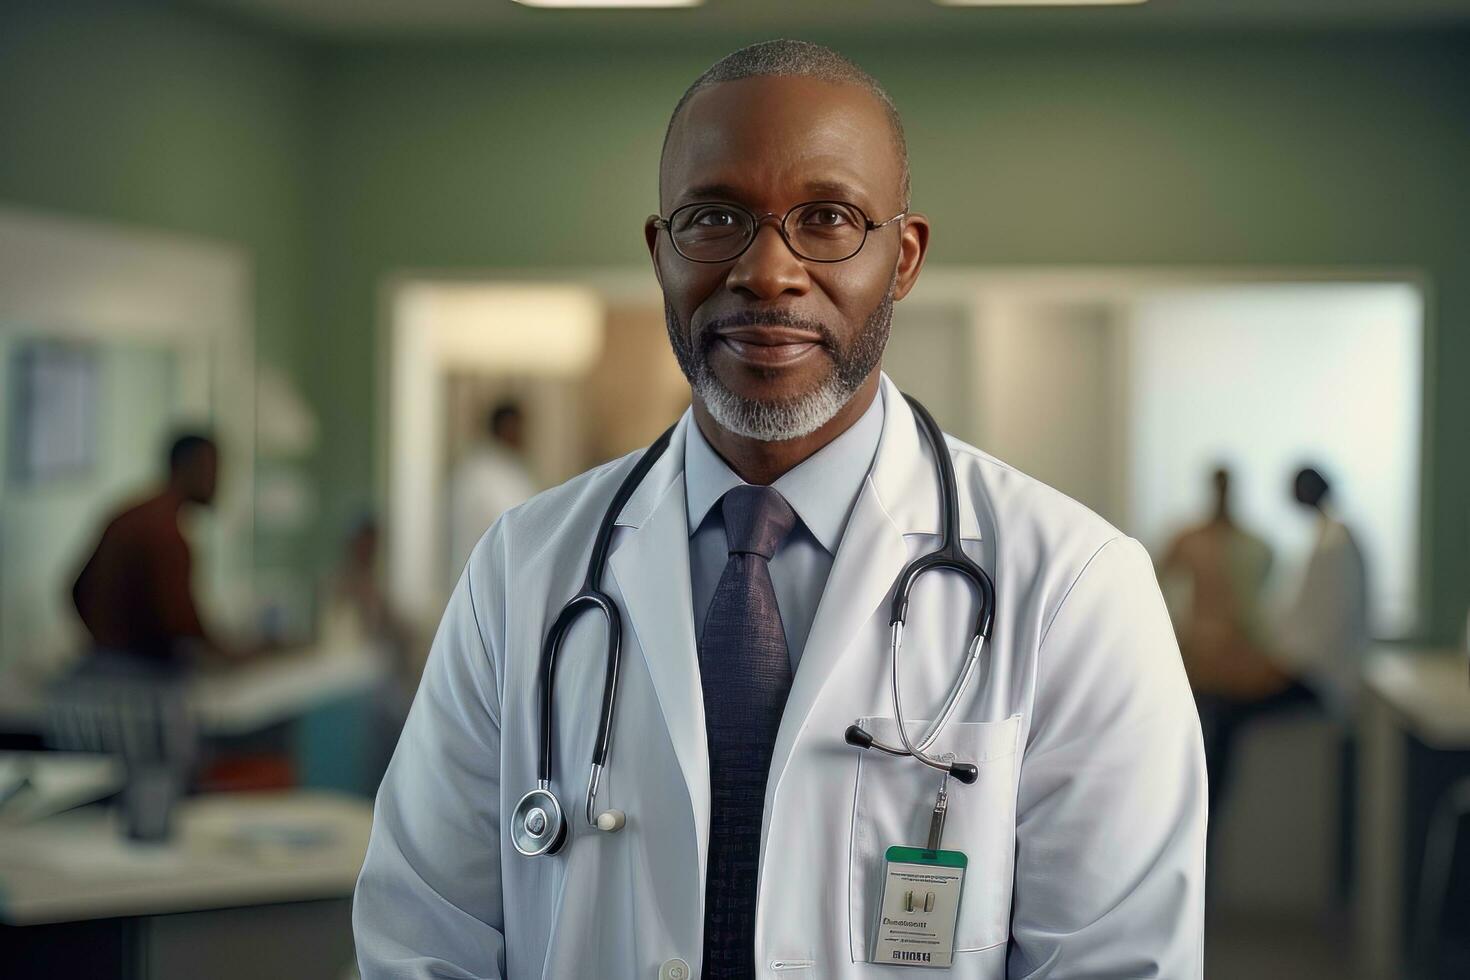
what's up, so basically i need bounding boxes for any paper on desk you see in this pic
[0,752,124,825]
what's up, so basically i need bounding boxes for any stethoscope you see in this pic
[510,393,995,859]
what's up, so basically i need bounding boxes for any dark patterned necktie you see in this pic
[698,484,798,979]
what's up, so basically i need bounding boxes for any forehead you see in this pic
[661,74,902,211]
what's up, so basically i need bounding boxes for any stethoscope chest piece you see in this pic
[512,786,568,857]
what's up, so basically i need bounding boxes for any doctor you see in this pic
[355,39,1206,979]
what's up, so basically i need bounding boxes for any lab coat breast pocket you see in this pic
[847,714,1021,962]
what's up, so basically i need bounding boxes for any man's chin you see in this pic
[693,366,855,443]
[702,357,832,409]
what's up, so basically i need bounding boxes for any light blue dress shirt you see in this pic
[684,388,885,670]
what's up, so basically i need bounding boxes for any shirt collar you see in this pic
[683,386,886,555]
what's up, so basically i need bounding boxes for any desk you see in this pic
[0,791,371,979]
[1357,647,1470,979]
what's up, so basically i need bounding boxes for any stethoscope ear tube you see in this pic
[844,724,979,785]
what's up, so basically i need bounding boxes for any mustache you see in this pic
[698,309,836,349]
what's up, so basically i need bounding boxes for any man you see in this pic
[64,432,234,838]
[1160,466,1279,700]
[72,433,231,664]
[447,401,537,589]
[323,515,418,783]
[355,41,1205,978]
[1162,467,1298,849]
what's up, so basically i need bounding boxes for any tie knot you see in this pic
[720,485,797,560]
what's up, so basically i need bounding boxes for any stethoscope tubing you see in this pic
[533,423,675,814]
[844,394,995,786]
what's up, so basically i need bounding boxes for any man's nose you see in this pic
[725,222,811,301]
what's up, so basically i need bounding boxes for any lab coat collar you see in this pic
[612,411,691,532]
[616,373,982,542]
[869,373,983,543]
[681,389,885,556]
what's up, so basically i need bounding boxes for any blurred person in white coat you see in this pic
[1273,465,1371,720]
[355,40,1205,979]
[1277,465,1370,900]
[447,401,537,588]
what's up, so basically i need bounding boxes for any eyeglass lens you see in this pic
[668,202,869,263]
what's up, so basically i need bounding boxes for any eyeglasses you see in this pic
[653,200,906,264]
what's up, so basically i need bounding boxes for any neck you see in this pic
[693,372,880,486]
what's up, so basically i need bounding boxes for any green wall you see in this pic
[0,0,313,572]
[312,32,1470,642]
[1,5,1465,641]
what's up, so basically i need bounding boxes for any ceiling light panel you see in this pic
[512,0,704,8]
[935,1,1148,6]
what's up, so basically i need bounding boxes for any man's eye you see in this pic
[801,206,853,227]
[692,208,740,228]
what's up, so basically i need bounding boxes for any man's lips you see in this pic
[711,326,825,367]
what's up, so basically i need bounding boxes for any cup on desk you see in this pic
[121,764,183,842]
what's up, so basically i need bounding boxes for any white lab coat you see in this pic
[355,376,1206,979]
[448,443,538,588]
[1273,516,1370,720]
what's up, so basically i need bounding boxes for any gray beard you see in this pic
[664,279,895,443]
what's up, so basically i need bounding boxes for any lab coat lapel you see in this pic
[606,416,711,887]
[764,379,918,815]
[764,376,986,821]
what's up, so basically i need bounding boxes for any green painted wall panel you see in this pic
[0,1,315,574]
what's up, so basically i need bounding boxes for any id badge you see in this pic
[872,845,967,968]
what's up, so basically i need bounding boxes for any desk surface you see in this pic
[0,649,384,737]
[1363,646,1470,749]
[0,790,372,926]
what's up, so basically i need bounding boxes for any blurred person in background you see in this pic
[1189,464,1368,893]
[446,401,537,588]
[1161,466,1277,699]
[322,514,418,783]
[59,432,248,839]
[71,432,244,667]
[1275,465,1369,901]
[1273,465,1371,720]
[1165,465,1308,848]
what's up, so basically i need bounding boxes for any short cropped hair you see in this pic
[168,432,216,472]
[1294,466,1330,508]
[488,401,522,439]
[662,39,911,206]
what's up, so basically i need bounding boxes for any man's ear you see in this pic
[644,215,665,288]
[891,212,930,302]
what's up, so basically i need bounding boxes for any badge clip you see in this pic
[872,755,969,968]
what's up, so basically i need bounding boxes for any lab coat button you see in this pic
[659,959,690,980]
